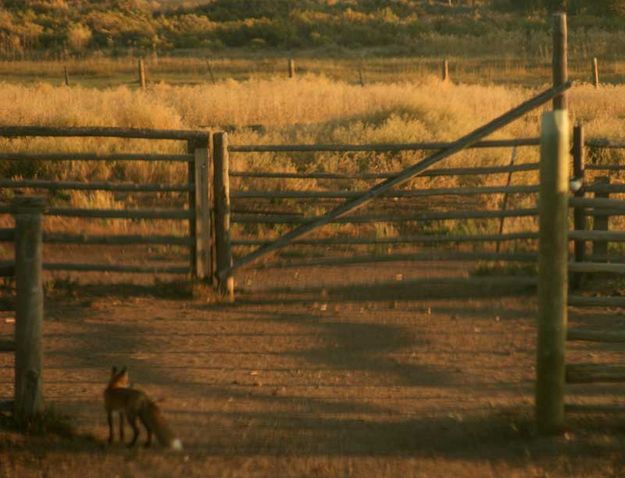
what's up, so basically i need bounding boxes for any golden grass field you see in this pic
[1,74,624,242]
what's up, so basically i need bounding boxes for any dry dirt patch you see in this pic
[1,262,625,477]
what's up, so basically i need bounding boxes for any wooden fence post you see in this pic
[138,59,146,89]
[12,196,45,421]
[592,57,599,88]
[536,110,569,435]
[191,136,212,281]
[206,59,216,84]
[592,176,610,262]
[552,13,568,110]
[442,59,449,82]
[288,58,295,79]
[571,123,586,289]
[213,132,234,301]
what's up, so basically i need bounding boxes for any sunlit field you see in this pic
[1,76,624,247]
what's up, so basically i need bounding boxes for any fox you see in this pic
[103,366,183,451]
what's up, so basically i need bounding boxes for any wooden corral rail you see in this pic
[228,137,540,153]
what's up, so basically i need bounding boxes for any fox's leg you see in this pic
[119,412,125,443]
[139,415,152,447]
[127,414,140,448]
[107,411,114,444]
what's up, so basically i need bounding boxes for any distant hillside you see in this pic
[0,0,623,59]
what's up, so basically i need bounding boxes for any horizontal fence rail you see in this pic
[0,179,193,193]
[42,263,190,274]
[230,163,540,179]
[0,232,191,246]
[231,185,540,200]
[231,208,540,224]
[253,251,538,269]
[0,126,207,141]
[586,139,625,149]
[0,206,193,220]
[0,152,193,162]
[229,138,541,153]
[232,231,540,247]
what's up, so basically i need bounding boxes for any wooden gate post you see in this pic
[552,13,568,110]
[190,136,213,281]
[213,132,235,301]
[571,123,586,289]
[536,110,569,435]
[12,196,45,421]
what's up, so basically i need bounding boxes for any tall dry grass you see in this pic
[1,76,624,247]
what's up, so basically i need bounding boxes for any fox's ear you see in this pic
[120,366,127,374]
[111,366,117,375]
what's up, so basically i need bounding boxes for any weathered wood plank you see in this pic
[43,263,190,274]
[586,139,625,148]
[0,152,192,162]
[569,197,625,210]
[252,251,537,269]
[585,183,625,194]
[230,163,540,179]
[232,231,539,247]
[571,123,586,289]
[568,295,625,307]
[567,328,625,342]
[193,140,212,280]
[232,208,539,224]
[565,403,625,413]
[566,364,625,384]
[228,138,541,153]
[569,231,625,242]
[213,132,235,300]
[45,208,192,220]
[0,126,207,141]
[231,184,539,200]
[13,196,45,419]
[0,340,16,352]
[42,233,192,246]
[535,108,569,435]
[568,262,625,274]
[0,179,193,193]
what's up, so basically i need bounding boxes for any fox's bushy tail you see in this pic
[143,401,183,450]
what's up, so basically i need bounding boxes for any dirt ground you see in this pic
[1,261,625,478]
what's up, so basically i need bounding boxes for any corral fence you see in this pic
[2,12,625,433]
[0,126,215,281]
